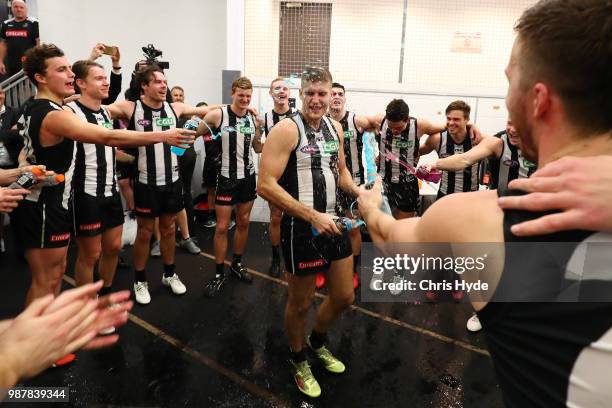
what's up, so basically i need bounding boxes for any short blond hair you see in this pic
[232,76,253,92]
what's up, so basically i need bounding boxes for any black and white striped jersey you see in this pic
[216,106,256,180]
[128,100,179,186]
[280,112,340,215]
[478,189,612,408]
[263,107,294,138]
[19,98,75,209]
[66,101,117,198]
[436,130,478,195]
[378,117,418,183]
[338,111,364,185]
[488,131,536,194]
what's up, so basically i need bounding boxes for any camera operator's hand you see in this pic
[89,43,106,61]
[310,212,341,236]
[162,128,196,148]
[0,187,29,213]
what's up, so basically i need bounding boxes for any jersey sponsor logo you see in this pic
[394,139,413,149]
[344,130,355,140]
[298,259,325,269]
[137,119,151,127]
[5,29,28,37]
[155,117,175,127]
[503,159,520,167]
[50,232,71,242]
[300,144,320,155]
[522,159,536,169]
[135,206,152,214]
[79,222,102,231]
[454,146,465,154]
[322,140,339,154]
[238,125,255,134]
[101,121,113,129]
[217,195,232,202]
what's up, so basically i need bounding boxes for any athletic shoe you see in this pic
[52,353,76,367]
[353,272,360,289]
[228,219,236,230]
[161,273,187,295]
[315,273,325,288]
[425,291,438,302]
[451,290,465,302]
[466,314,482,332]
[177,237,201,254]
[269,258,281,278]
[203,217,216,228]
[306,338,346,374]
[204,275,226,298]
[100,326,116,335]
[150,241,161,257]
[133,281,151,304]
[290,359,321,398]
[230,262,253,283]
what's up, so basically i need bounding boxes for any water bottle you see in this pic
[311,217,365,237]
[416,167,443,183]
[171,117,202,156]
[362,131,392,215]
[9,167,65,189]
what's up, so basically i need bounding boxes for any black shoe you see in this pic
[204,275,226,298]
[117,255,129,269]
[269,259,281,278]
[230,262,253,283]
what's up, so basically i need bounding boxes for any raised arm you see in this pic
[419,132,441,155]
[42,110,195,148]
[196,108,222,137]
[105,99,135,121]
[428,136,502,172]
[257,120,340,236]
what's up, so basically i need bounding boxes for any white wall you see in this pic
[37,0,227,105]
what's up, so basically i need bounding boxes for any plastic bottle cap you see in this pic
[31,167,44,176]
[56,174,65,183]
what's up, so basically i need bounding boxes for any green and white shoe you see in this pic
[306,338,346,374]
[290,359,321,398]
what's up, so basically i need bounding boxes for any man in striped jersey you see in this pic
[420,100,480,199]
[199,77,263,297]
[262,77,295,278]
[328,82,371,288]
[359,1,612,405]
[13,44,194,345]
[366,100,447,219]
[258,67,360,398]
[66,60,125,320]
[106,65,220,305]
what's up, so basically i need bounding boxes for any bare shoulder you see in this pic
[416,190,503,243]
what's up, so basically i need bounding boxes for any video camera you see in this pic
[142,44,169,70]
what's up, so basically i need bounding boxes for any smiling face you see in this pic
[269,79,290,106]
[142,71,168,103]
[77,66,109,101]
[446,110,469,137]
[300,80,331,122]
[35,56,75,98]
[232,87,252,110]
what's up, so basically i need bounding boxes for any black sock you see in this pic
[208,209,216,220]
[163,264,176,278]
[309,330,327,350]
[99,286,112,296]
[135,269,146,283]
[232,253,242,267]
[272,245,280,260]
[215,263,225,278]
[291,349,307,364]
[354,254,361,273]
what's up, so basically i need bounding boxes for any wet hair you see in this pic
[23,43,64,85]
[445,100,471,119]
[385,99,409,122]
[300,66,333,88]
[515,0,612,134]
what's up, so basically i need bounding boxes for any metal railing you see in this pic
[0,69,36,109]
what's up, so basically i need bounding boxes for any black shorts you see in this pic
[215,174,257,206]
[116,160,137,181]
[72,192,124,237]
[280,217,352,276]
[203,158,221,188]
[13,200,71,249]
[384,177,419,213]
[134,180,184,218]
